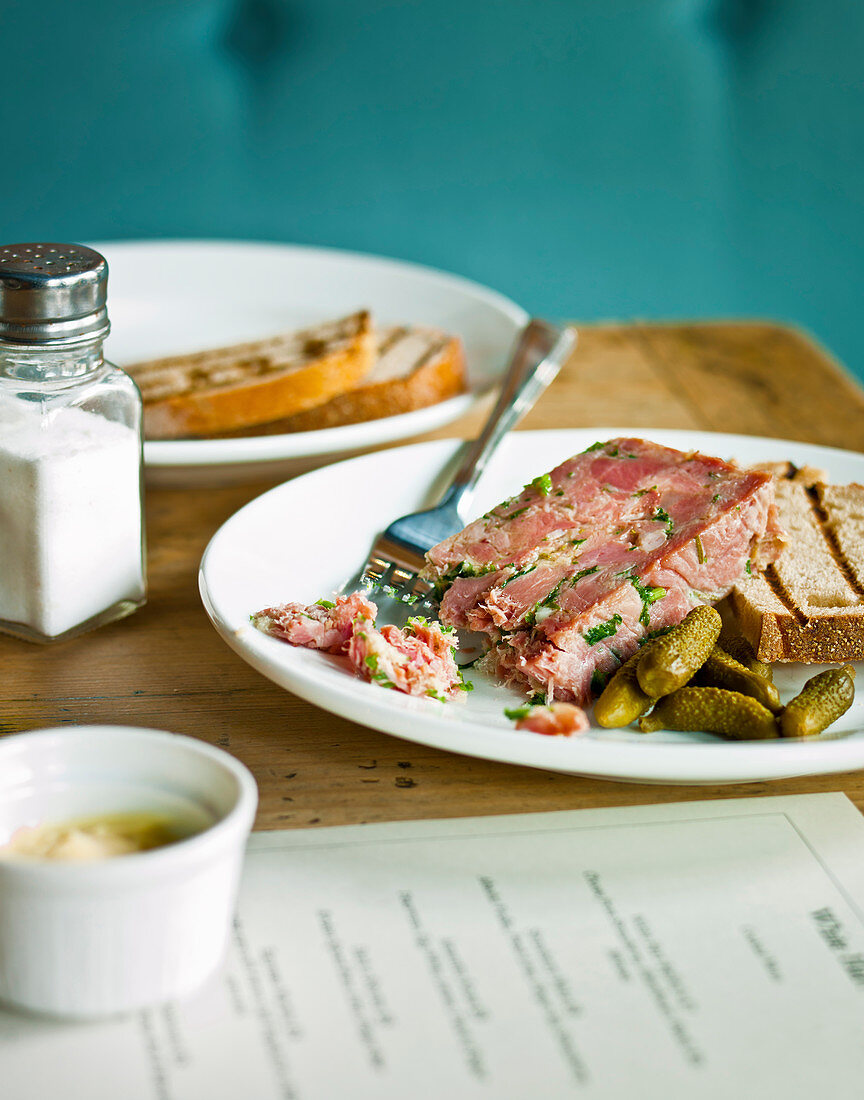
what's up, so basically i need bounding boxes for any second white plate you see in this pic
[93,239,527,486]
[200,428,864,784]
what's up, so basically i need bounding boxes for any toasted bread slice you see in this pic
[728,466,864,661]
[129,311,374,439]
[220,326,467,436]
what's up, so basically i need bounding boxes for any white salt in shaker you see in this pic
[0,243,146,642]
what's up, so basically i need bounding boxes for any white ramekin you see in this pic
[0,725,257,1019]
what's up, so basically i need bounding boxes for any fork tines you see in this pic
[361,556,436,608]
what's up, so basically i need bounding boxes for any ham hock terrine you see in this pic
[423,437,780,705]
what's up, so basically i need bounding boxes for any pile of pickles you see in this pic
[594,606,856,740]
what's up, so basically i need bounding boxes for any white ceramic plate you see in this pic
[200,428,864,784]
[91,240,527,486]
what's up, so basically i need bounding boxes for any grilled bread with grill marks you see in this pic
[218,325,467,435]
[729,463,864,662]
[130,311,374,439]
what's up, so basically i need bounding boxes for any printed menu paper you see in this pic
[4,793,864,1099]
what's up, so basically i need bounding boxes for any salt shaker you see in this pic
[0,243,146,642]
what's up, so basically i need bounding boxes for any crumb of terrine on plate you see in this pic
[252,596,462,700]
[348,616,462,700]
[251,592,377,653]
[510,703,590,737]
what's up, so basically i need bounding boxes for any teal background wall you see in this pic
[2,0,863,377]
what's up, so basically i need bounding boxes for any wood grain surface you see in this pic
[5,321,864,830]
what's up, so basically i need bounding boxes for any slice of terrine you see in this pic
[424,437,780,704]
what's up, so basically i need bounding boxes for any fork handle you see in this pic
[437,319,577,520]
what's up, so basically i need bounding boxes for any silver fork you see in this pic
[335,319,577,635]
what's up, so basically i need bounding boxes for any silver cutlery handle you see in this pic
[438,319,577,520]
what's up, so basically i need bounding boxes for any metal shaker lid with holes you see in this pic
[0,243,110,346]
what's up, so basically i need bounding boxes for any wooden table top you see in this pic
[5,321,864,829]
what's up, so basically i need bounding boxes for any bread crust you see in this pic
[131,312,374,439]
[728,581,864,662]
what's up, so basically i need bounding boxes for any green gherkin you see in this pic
[594,647,657,728]
[694,645,782,713]
[718,632,774,682]
[780,666,856,739]
[639,687,779,740]
[636,605,722,699]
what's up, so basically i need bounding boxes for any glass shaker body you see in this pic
[0,337,147,642]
